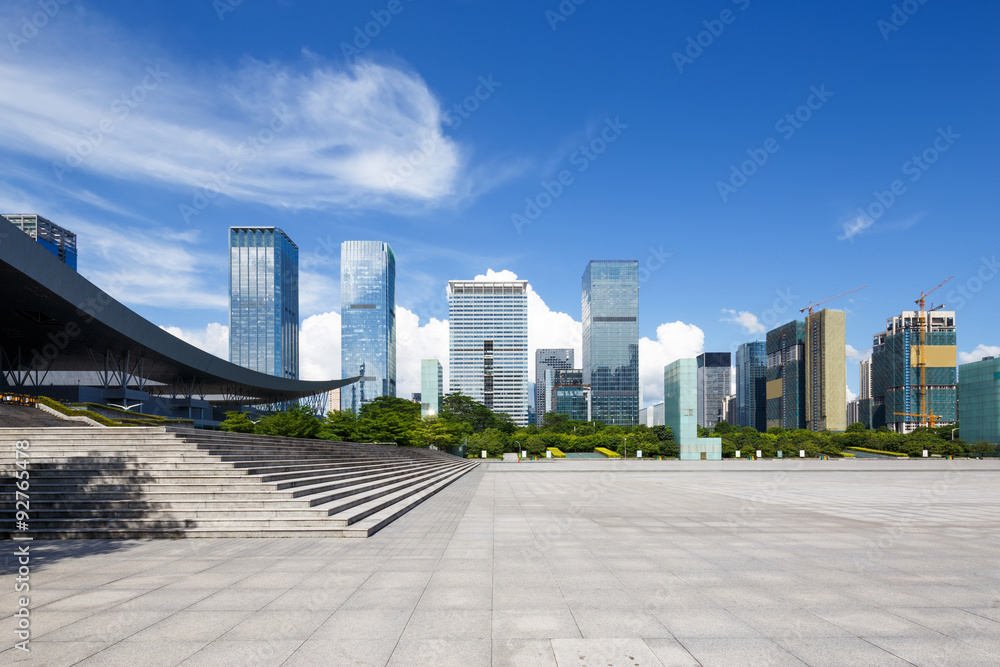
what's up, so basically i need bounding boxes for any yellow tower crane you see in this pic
[912,276,953,428]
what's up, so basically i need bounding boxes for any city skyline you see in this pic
[1,3,997,405]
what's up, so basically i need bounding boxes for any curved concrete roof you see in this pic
[0,218,358,403]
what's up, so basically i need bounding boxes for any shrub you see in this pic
[547,447,566,458]
[595,447,620,458]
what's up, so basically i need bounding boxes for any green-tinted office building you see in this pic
[958,357,1000,446]
[664,358,721,460]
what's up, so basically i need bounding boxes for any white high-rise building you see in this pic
[448,280,529,426]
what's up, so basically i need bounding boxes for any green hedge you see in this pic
[37,396,122,427]
[547,447,565,458]
[595,447,620,458]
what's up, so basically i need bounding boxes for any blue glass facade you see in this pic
[341,241,396,413]
[582,260,639,426]
[229,227,298,379]
[736,341,766,431]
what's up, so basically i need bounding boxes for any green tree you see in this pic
[219,410,256,434]
[255,404,322,439]
[971,441,997,457]
[320,409,360,441]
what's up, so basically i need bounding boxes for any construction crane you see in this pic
[894,412,941,429]
[799,285,868,316]
[913,276,954,428]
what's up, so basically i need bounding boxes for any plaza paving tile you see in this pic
[2,460,1000,665]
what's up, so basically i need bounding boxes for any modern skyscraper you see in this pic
[735,341,767,431]
[859,359,873,428]
[581,260,639,426]
[340,241,396,413]
[534,349,574,425]
[420,359,443,417]
[229,227,298,379]
[551,368,589,421]
[664,359,722,460]
[448,280,529,426]
[805,309,847,432]
[957,356,1000,447]
[847,399,860,425]
[872,309,957,433]
[766,310,847,432]
[696,352,732,429]
[3,213,77,270]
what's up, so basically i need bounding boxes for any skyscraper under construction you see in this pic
[871,309,957,433]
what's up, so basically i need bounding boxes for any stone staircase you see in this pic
[0,426,478,538]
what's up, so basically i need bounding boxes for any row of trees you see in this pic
[219,394,996,458]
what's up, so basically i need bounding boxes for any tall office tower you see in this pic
[664,359,722,460]
[957,356,1000,447]
[872,309,956,433]
[723,395,736,424]
[340,241,396,413]
[582,260,639,426]
[551,368,589,421]
[652,402,664,426]
[327,388,341,413]
[229,227,298,379]
[859,359,873,428]
[535,349,574,425]
[696,352,732,429]
[448,280,529,426]
[766,320,806,430]
[638,407,649,427]
[736,341,767,431]
[804,309,847,432]
[3,213,78,270]
[847,399,860,425]
[420,359,443,417]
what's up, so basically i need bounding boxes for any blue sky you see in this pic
[2,0,998,404]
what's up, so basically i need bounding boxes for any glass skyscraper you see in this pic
[229,227,299,379]
[581,260,639,426]
[534,348,574,425]
[421,359,443,417]
[696,352,732,429]
[736,341,766,431]
[341,241,396,413]
[448,280,529,426]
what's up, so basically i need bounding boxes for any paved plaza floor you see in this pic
[3,459,1000,666]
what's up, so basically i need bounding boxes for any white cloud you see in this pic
[69,218,227,309]
[395,307,449,398]
[846,385,858,402]
[160,322,229,359]
[300,311,342,381]
[959,344,1000,365]
[639,322,705,407]
[839,214,874,242]
[0,8,483,211]
[721,308,765,334]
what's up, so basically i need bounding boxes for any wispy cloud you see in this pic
[0,6,508,213]
[721,308,765,334]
